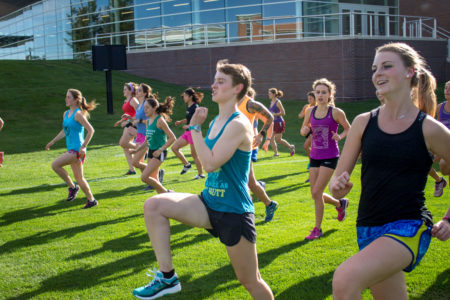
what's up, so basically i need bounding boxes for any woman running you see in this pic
[268,88,295,156]
[132,96,176,193]
[114,82,139,175]
[330,42,450,299]
[298,91,316,177]
[45,89,98,209]
[430,80,450,196]
[130,83,151,173]
[300,78,351,240]
[132,60,273,300]
[172,88,205,179]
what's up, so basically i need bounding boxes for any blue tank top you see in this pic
[135,101,148,135]
[63,108,84,151]
[201,112,253,214]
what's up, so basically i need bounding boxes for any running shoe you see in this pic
[158,169,165,184]
[194,174,206,180]
[83,199,98,209]
[434,178,447,197]
[67,183,80,202]
[305,227,323,240]
[144,185,153,191]
[307,162,311,170]
[290,145,295,156]
[336,198,349,221]
[258,180,266,190]
[305,178,310,183]
[273,153,280,157]
[125,170,137,175]
[180,163,192,175]
[133,269,181,299]
[264,201,278,222]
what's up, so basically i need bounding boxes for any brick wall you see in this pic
[126,38,448,101]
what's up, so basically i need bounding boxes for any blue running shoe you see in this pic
[133,269,181,299]
[264,201,278,222]
[158,169,165,184]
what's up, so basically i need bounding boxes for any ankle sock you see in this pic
[162,269,175,279]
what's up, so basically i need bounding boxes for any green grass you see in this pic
[0,60,449,299]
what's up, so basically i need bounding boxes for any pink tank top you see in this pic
[122,98,136,119]
[310,106,340,160]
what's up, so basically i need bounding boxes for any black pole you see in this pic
[105,69,113,114]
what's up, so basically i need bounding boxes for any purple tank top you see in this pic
[310,106,340,160]
[269,99,283,122]
[439,101,450,130]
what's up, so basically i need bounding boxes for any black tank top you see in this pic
[357,108,433,227]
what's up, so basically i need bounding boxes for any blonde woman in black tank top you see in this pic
[329,43,450,299]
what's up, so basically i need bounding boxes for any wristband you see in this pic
[189,124,201,132]
[444,216,450,224]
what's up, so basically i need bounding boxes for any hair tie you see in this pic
[128,83,135,92]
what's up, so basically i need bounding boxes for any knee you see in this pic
[440,159,450,175]
[51,161,60,171]
[140,173,148,183]
[119,139,128,148]
[237,273,261,293]
[143,197,158,215]
[171,144,180,153]
[132,158,141,168]
[311,190,323,201]
[333,264,360,300]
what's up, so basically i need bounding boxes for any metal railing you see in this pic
[0,12,447,60]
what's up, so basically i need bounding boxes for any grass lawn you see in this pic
[0,60,449,299]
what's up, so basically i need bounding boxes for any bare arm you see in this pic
[75,111,95,156]
[436,103,442,120]
[0,117,4,130]
[46,111,67,150]
[151,117,177,159]
[190,108,251,173]
[329,112,371,199]
[248,100,273,145]
[332,107,351,141]
[298,104,308,119]
[300,107,313,136]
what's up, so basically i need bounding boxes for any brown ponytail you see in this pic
[147,96,175,122]
[68,88,97,118]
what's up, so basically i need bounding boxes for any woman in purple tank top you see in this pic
[300,78,351,240]
[267,88,295,156]
[430,80,450,195]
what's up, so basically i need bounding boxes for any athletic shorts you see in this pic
[309,157,339,170]
[357,219,431,272]
[199,194,256,246]
[135,133,146,145]
[68,149,85,164]
[180,130,193,145]
[273,120,285,134]
[148,149,168,162]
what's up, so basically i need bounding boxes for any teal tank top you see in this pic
[146,115,167,150]
[201,112,253,214]
[63,108,84,151]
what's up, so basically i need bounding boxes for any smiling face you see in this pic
[372,51,413,96]
[211,71,238,103]
[314,84,330,105]
[144,101,156,117]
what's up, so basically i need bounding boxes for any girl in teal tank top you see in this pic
[46,89,98,209]
[133,60,274,300]
[132,96,176,194]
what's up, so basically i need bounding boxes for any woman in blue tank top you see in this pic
[45,89,98,209]
[329,43,450,299]
[132,60,274,300]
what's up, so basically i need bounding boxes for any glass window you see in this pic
[191,0,226,44]
[134,0,161,30]
[162,0,192,27]
[226,0,262,42]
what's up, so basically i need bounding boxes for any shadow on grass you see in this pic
[0,183,65,197]
[276,271,334,299]
[0,214,141,256]
[412,268,450,300]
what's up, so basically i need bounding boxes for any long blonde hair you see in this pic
[68,88,97,118]
[376,42,436,116]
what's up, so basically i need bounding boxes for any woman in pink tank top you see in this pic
[300,78,351,240]
[114,82,139,175]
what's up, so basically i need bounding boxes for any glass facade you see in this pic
[0,0,400,60]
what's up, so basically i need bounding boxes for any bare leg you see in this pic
[269,134,278,156]
[120,127,136,172]
[141,158,166,193]
[333,237,411,300]
[248,163,271,206]
[428,168,443,182]
[70,160,94,200]
[274,133,292,150]
[143,193,212,272]
[51,152,78,188]
[308,166,335,229]
[440,158,450,176]
[304,135,312,157]
[226,237,274,300]
[171,137,190,166]
[132,146,148,171]
[190,143,204,175]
